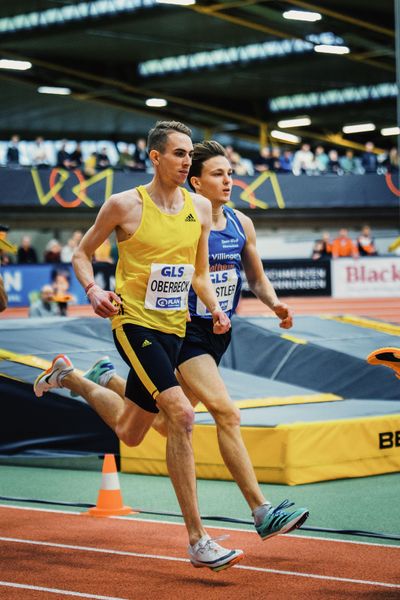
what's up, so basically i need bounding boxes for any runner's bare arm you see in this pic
[191,195,230,334]
[238,211,293,329]
[72,194,127,318]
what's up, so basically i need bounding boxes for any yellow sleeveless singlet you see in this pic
[111,185,202,337]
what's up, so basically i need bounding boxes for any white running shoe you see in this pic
[34,354,74,398]
[188,535,244,572]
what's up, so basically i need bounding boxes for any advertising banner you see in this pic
[331,256,400,298]
[0,167,398,211]
[241,259,331,296]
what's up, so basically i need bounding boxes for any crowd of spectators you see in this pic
[1,135,150,176]
[311,225,379,260]
[0,230,120,267]
[1,134,398,177]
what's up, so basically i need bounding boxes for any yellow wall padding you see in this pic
[120,412,400,485]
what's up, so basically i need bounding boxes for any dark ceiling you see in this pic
[0,0,396,152]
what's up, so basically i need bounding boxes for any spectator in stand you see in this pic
[117,144,135,171]
[96,147,111,170]
[51,268,74,316]
[31,136,50,168]
[361,141,378,173]
[387,147,399,173]
[270,148,281,172]
[311,231,332,260]
[231,151,251,176]
[132,138,149,171]
[224,144,235,163]
[84,152,97,177]
[331,228,359,259]
[57,141,72,169]
[44,239,62,263]
[29,284,60,317]
[292,143,314,175]
[0,274,7,312]
[17,235,38,264]
[69,143,83,169]
[254,146,272,172]
[340,149,357,175]
[6,135,20,167]
[313,146,329,174]
[61,230,83,263]
[0,225,13,265]
[328,149,342,175]
[357,225,378,256]
[279,149,293,173]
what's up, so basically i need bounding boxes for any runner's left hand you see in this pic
[272,302,293,329]
[212,309,231,334]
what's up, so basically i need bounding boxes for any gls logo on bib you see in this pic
[160,266,185,278]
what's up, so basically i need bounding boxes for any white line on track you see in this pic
[0,581,127,600]
[1,536,400,590]
[1,503,399,550]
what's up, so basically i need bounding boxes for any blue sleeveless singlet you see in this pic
[188,205,246,319]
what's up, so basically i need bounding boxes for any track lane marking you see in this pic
[1,504,399,549]
[2,536,400,590]
[0,581,127,599]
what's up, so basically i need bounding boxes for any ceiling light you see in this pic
[277,116,311,128]
[38,86,71,95]
[0,59,32,70]
[145,97,168,107]
[283,10,321,22]
[342,123,376,134]
[314,45,350,55]
[156,0,196,5]
[271,130,301,144]
[381,126,400,136]
[269,82,397,112]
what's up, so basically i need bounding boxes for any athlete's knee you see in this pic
[159,390,195,433]
[213,403,241,428]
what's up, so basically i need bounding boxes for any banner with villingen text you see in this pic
[331,256,400,298]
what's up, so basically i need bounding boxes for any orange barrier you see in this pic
[87,454,133,517]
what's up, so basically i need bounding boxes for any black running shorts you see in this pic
[113,323,183,413]
[178,316,232,367]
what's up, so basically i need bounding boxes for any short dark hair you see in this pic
[147,121,192,152]
[188,140,226,190]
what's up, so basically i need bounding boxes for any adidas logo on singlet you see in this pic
[185,213,196,222]
[142,339,152,348]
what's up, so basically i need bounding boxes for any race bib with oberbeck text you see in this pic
[196,268,238,316]
[145,263,195,311]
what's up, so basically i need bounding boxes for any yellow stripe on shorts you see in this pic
[115,326,159,399]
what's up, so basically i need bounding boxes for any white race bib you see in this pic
[196,268,238,315]
[145,263,195,311]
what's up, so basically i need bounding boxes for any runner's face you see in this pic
[157,132,193,185]
[195,155,233,204]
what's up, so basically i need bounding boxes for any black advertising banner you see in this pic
[0,167,398,210]
[242,259,331,296]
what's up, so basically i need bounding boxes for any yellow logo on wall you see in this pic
[31,168,114,208]
[230,171,286,210]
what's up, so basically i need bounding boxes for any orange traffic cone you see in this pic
[87,454,133,517]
